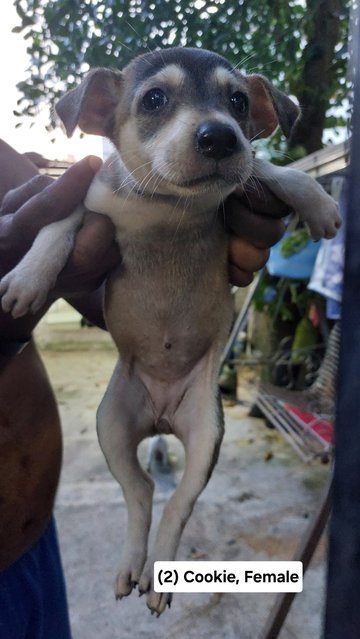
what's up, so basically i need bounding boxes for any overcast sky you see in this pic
[0,2,102,160]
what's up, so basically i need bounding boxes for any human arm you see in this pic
[0,149,120,340]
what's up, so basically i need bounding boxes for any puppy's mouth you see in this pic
[178,173,222,187]
[165,172,235,190]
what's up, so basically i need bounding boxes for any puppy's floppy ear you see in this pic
[246,74,300,140]
[56,68,123,138]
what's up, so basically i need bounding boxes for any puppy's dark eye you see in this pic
[142,88,168,111]
[230,91,249,116]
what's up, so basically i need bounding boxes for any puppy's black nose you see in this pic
[195,122,239,160]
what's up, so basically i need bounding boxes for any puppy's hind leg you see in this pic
[96,361,155,599]
[139,370,224,616]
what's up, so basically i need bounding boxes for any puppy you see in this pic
[0,47,340,615]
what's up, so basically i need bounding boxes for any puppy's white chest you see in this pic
[85,175,184,238]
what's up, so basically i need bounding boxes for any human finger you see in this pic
[228,265,255,288]
[225,198,286,249]
[1,174,54,215]
[10,155,102,241]
[229,234,270,274]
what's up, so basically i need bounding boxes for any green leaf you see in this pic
[11,0,349,159]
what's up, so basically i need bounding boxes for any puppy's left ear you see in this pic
[56,68,123,138]
[246,74,300,139]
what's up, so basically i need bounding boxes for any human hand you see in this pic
[225,183,288,286]
[0,156,119,338]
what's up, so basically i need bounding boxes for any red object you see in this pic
[309,303,321,328]
[283,402,333,444]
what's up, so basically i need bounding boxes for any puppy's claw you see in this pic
[147,605,164,618]
[138,584,149,597]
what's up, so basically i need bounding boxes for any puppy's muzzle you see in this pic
[195,121,239,160]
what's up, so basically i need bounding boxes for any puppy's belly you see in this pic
[133,352,220,432]
[115,330,214,381]
[104,270,233,382]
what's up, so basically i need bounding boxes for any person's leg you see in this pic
[0,518,72,639]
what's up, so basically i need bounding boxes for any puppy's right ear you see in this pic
[56,69,123,138]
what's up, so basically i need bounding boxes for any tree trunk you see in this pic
[289,0,342,155]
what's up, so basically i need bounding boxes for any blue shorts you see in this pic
[0,518,72,639]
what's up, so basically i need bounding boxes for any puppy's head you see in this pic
[56,47,299,198]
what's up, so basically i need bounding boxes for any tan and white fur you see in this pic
[0,48,340,616]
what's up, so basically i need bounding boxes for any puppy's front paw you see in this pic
[0,269,49,318]
[307,198,342,241]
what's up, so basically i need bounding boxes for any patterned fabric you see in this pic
[308,180,347,319]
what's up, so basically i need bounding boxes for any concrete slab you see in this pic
[38,331,329,639]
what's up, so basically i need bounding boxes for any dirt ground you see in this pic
[36,322,330,639]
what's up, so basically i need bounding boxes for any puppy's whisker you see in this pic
[249,129,266,142]
[171,197,190,244]
[246,175,264,199]
[106,155,119,170]
[232,52,256,71]
[113,161,155,194]
[118,165,157,207]
[137,163,165,194]
[218,189,226,227]
[134,164,166,198]
[115,38,133,54]
[246,56,280,75]
[254,170,285,196]
[149,167,169,198]
[124,20,160,65]
[168,193,185,223]
[244,175,270,205]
